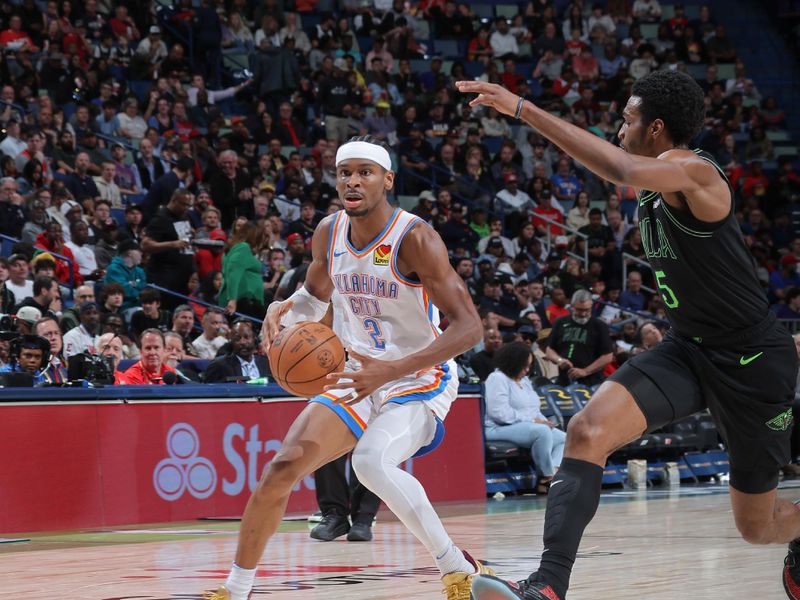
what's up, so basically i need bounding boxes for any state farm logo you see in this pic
[153,423,217,501]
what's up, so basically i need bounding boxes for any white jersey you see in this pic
[327,208,440,361]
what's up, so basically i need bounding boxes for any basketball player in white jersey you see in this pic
[205,136,494,600]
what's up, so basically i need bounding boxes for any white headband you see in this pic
[335,141,392,172]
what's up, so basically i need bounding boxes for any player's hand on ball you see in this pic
[325,348,398,405]
[455,80,520,118]
[262,299,294,352]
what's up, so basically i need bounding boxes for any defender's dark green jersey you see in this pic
[636,149,767,343]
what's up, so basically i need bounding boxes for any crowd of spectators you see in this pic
[0,0,798,391]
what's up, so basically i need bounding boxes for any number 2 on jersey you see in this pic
[655,270,679,309]
[363,318,386,350]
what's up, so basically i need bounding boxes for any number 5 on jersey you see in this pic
[655,270,679,309]
[363,318,386,350]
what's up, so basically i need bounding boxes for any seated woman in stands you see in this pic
[484,341,566,494]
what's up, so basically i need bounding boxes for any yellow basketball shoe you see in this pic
[441,551,496,600]
[203,586,251,600]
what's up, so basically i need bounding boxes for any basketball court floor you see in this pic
[4,481,798,599]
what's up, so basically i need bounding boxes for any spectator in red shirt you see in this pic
[0,15,38,52]
[531,189,565,237]
[109,5,140,41]
[500,59,523,92]
[545,287,570,324]
[572,47,599,83]
[195,228,227,279]
[740,160,770,199]
[122,329,176,384]
[35,221,84,287]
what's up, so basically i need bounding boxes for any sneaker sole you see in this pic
[471,575,522,600]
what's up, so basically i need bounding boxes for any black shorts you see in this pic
[610,322,797,494]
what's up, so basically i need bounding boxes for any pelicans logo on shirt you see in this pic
[373,244,391,266]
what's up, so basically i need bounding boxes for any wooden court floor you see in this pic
[3,482,798,599]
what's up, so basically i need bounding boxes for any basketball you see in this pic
[268,321,346,397]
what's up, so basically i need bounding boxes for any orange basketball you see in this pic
[268,321,346,397]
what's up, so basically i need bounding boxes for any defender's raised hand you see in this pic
[455,80,522,118]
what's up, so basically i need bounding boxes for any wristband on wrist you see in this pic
[514,96,524,119]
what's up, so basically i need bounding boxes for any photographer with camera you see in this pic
[34,316,68,384]
[96,332,126,384]
[0,334,50,386]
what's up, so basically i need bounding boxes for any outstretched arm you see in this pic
[455,81,728,221]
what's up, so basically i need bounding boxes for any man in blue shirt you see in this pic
[618,271,648,313]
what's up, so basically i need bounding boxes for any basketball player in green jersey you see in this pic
[457,71,800,600]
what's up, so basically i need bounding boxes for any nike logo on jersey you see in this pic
[333,250,347,257]
[549,480,564,489]
[739,352,763,366]
[653,198,661,209]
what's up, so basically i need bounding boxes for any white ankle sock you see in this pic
[435,541,474,576]
[225,563,256,600]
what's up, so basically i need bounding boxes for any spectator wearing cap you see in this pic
[63,300,100,358]
[117,203,145,247]
[410,190,436,223]
[494,171,534,220]
[770,254,800,303]
[364,100,397,143]
[66,221,104,280]
[133,26,167,78]
[438,203,479,253]
[531,189,564,238]
[15,306,42,335]
[105,239,147,313]
[546,289,614,387]
[477,216,516,258]
[479,275,519,333]
[481,236,509,267]
[143,156,195,217]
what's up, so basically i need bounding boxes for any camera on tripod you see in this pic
[67,352,115,385]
